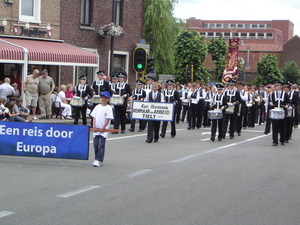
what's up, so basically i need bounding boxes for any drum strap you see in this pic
[214,94,224,109]
[77,84,87,98]
[164,89,175,102]
[134,89,143,100]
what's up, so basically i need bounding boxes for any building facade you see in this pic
[0,0,143,88]
[187,18,295,83]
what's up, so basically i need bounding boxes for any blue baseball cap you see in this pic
[100,91,111,98]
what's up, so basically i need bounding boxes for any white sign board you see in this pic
[131,101,174,122]
[136,43,150,53]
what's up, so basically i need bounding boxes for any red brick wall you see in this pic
[60,0,144,87]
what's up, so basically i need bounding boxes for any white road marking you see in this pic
[0,211,15,219]
[56,185,100,198]
[125,169,152,177]
[170,135,267,163]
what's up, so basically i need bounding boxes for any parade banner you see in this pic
[131,101,174,122]
[0,122,89,160]
[222,38,240,83]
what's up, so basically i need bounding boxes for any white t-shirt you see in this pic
[56,91,66,103]
[90,104,114,138]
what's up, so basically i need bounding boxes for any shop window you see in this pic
[19,0,41,23]
[77,67,94,83]
[115,0,123,25]
[81,0,92,26]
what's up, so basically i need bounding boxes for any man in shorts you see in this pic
[23,69,39,120]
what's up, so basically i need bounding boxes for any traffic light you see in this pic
[186,64,191,79]
[133,47,147,73]
[146,56,154,74]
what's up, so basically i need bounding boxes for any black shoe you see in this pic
[154,140,158,143]
[129,128,134,132]
[187,127,191,130]
[264,132,268,135]
[111,132,118,134]
[180,119,184,122]
[160,133,165,138]
[272,143,278,146]
[197,127,200,129]
[238,133,241,136]
[218,138,222,141]
[145,140,152,143]
[281,142,285,146]
[191,127,195,130]
[294,125,298,128]
[138,129,143,132]
[285,140,289,143]
[171,135,175,138]
[222,134,226,139]
[243,127,246,129]
[229,136,234,139]
[210,137,215,142]
[39,116,46,119]
[121,130,125,134]
[46,116,49,119]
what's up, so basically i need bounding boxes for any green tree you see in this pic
[281,60,300,84]
[143,0,183,75]
[173,30,211,84]
[207,33,228,81]
[253,54,283,86]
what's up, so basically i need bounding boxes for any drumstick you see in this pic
[89,128,119,132]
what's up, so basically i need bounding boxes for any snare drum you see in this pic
[225,103,234,114]
[182,99,189,106]
[91,95,102,104]
[286,107,293,117]
[70,96,84,107]
[269,108,285,120]
[110,95,124,105]
[207,109,223,120]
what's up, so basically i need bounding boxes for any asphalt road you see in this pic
[1,121,300,225]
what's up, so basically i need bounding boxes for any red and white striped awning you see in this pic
[0,37,98,66]
[0,39,24,62]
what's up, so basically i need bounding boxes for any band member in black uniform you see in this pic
[257,84,266,125]
[112,71,131,134]
[90,70,111,126]
[284,81,299,142]
[144,82,164,143]
[129,80,147,132]
[269,81,289,146]
[160,80,180,138]
[73,75,93,125]
[181,82,191,122]
[187,83,199,130]
[175,84,184,124]
[196,81,205,129]
[203,85,214,127]
[210,84,227,141]
[222,80,240,139]
[264,85,273,134]
[236,81,248,136]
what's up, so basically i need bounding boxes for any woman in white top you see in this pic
[56,85,72,120]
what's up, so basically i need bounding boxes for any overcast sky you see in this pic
[173,0,300,36]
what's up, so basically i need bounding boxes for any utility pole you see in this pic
[109,0,117,77]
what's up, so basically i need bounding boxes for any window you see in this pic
[266,33,273,39]
[277,34,282,42]
[245,24,250,28]
[224,32,231,38]
[237,24,244,28]
[203,23,208,28]
[267,24,272,28]
[209,23,215,28]
[259,24,265,28]
[223,23,229,28]
[216,23,222,28]
[251,24,258,28]
[249,33,256,39]
[81,0,92,26]
[115,0,123,25]
[199,32,206,37]
[207,32,214,37]
[258,33,264,39]
[241,32,247,38]
[19,0,41,23]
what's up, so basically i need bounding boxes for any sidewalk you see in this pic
[27,115,91,125]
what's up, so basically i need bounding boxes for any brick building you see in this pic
[187,18,295,83]
[0,0,143,87]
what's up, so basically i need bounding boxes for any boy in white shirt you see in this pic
[91,91,114,167]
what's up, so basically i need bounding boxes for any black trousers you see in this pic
[196,100,204,128]
[222,113,237,137]
[176,103,182,123]
[147,120,161,141]
[236,106,246,133]
[181,105,189,121]
[211,118,224,139]
[188,104,197,128]
[161,109,176,137]
[285,117,294,141]
[74,105,87,125]
[272,118,286,144]
[113,105,126,130]
[130,119,147,131]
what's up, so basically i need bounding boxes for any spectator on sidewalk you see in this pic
[0,77,15,102]
[23,69,39,120]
